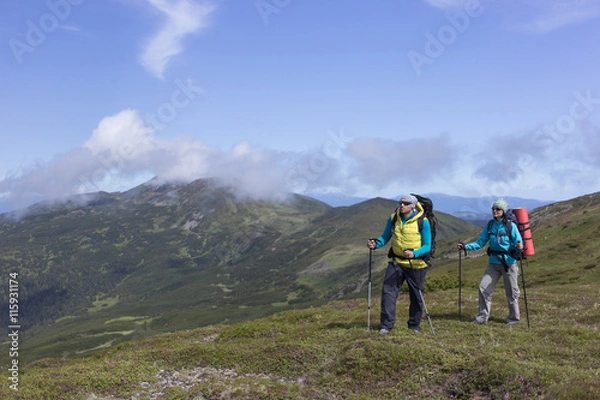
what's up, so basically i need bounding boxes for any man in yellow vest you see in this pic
[367,194,432,335]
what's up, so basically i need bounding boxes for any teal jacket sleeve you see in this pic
[413,218,431,258]
[373,216,431,257]
[464,226,490,251]
[373,217,393,249]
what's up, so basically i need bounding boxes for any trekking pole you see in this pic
[519,254,531,329]
[408,258,435,335]
[458,244,467,321]
[367,247,373,331]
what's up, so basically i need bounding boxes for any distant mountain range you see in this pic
[308,192,554,224]
[1,189,553,220]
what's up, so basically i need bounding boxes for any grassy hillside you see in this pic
[0,276,597,399]
[0,181,480,365]
[0,192,598,399]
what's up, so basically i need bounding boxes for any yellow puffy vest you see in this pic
[389,202,428,269]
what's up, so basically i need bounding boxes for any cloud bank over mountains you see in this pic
[0,109,457,211]
[1,104,598,213]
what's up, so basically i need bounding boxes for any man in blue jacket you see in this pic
[368,194,432,334]
[457,198,523,325]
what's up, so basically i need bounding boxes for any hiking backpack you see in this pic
[389,193,438,265]
[486,209,523,261]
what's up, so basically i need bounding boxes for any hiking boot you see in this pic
[506,319,519,325]
[472,318,487,324]
[379,328,390,336]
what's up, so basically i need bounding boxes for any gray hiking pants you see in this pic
[476,262,520,323]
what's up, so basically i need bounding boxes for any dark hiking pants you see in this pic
[380,261,427,331]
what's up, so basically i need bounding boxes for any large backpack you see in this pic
[486,209,523,261]
[389,193,438,265]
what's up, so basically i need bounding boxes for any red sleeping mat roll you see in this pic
[513,207,535,256]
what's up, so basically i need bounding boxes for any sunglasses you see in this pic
[400,201,413,206]
[491,207,503,211]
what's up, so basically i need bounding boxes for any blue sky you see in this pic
[1,0,599,213]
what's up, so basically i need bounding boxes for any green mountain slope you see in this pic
[0,191,598,399]
[0,180,480,364]
[437,192,600,292]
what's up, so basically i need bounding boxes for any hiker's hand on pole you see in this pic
[516,241,523,251]
[457,242,467,256]
[403,249,414,259]
[367,239,376,250]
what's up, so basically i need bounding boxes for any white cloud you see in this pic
[345,135,457,186]
[139,0,217,79]
[422,0,600,34]
[1,104,599,214]
[523,0,600,34]
[60,25,81,32]
[470,119,600,200]
[84,109,156,157]
[0,110,291,210]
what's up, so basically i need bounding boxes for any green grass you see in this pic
[2,277,598,399]
[1,186,598,398]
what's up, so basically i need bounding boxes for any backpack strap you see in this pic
[504,216,513,237]
[487,217,513,245]
[487,218,509,260]
[388,212,428,264]
[486,217,522,268]
[391,210,424,233]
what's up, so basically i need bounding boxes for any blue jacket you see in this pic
[465,219,523,265]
